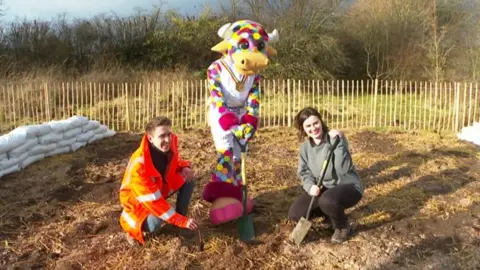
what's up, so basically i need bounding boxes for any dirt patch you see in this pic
[348,130,400,155]
[49,185,78,202]
[0,127,479,269]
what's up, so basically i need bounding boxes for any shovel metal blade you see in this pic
[289,217,312,245]
[237,214,255,241]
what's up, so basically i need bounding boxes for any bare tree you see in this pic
[421,0,453,82]
[219,0,243,21]
[0,0,4,15]
[342,0,430,80]
[257,0,348,79]
[449,0,480,81]
[419,0,477,81]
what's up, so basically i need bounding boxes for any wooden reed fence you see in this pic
[0,79,479,134]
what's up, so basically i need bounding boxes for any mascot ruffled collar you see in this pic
[212,20,279,77]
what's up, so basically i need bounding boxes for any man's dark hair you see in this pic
[145,116,172,134]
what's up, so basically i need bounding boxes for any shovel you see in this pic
[196,228,204,252]
[289,136,341,245]
[235,138,256,241]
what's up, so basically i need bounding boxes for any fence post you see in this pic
[454,82,460,132]
[11,84,17,126]
[44,82,51,122]
[204,80,208,126]
[372,78,378,127]
[125,83,130,131]
[287,79,291,127]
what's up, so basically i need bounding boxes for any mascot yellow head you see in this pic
[212,20,279,76]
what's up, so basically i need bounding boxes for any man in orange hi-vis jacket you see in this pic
[119,116,198,245]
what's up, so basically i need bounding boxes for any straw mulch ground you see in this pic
[1,127,479,269]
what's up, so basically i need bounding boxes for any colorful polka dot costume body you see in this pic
[202,20,279,206]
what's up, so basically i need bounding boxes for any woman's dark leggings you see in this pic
[288,184,362,229]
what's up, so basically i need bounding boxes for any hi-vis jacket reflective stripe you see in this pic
[119,132,191,244]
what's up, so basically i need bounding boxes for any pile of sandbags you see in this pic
[0,116,115,178]
[457,122,480,146]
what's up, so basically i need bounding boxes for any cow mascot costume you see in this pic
[202,20,279,225]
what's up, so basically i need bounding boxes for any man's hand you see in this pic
[181,167,195,182]
[309,185,320,196]
[187,218,198,230]
[328,129,343,139]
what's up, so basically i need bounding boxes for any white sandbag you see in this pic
[57,137,77,148]
[38,132,64,145]
[93,125,108,134]
[0,152,28,171]
[457,122,480,146]
[71,142,87,151]
[0,157,18,170]
[11,124,52,138]
[46,146,71,157]
[0,153,6,160]
[0,164,20,178]
[0,131,27,154]
[103,130,116,138]
[20,154,45,169]
[63,127,82,139]
[88,129,115,144]
[77,130,95,142]
[48,119,73,133]
[88,133,105,144]
[30,143,57,156]
[0,158,17,170]
[66,115,89,127]
[8,137,39,158]
[82,121,101,132]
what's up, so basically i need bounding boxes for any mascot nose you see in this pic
[240,58,269,69]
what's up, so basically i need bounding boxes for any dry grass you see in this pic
[0,66,196,85]
[0,127,479,269]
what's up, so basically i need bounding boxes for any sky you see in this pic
[1,0,220,22]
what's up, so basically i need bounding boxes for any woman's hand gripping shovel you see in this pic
[234,137,256,242]
[289,136,341,245]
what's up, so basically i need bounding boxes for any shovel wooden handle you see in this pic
[305,136,341,220]
[233,136,248,185]
[234,137,250,217]
[241,152,247,186]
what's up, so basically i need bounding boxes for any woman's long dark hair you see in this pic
[294,107,329,141]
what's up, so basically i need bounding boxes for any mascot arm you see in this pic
[234,75,260,142]
[241,75,260,129]
[208,61,239,131]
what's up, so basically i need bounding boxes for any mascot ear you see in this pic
[266,29,279,56]
[212,22,233,53]
[266,46,277,57]
[212,40,230,53]
[268,29,279,43]
[217,22,232,39]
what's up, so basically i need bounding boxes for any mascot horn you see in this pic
[202,20,279,225]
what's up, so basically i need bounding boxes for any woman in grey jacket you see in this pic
[288,107,363,244]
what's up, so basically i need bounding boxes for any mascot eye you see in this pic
[257,41,265,51]
[239,40,249,50]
